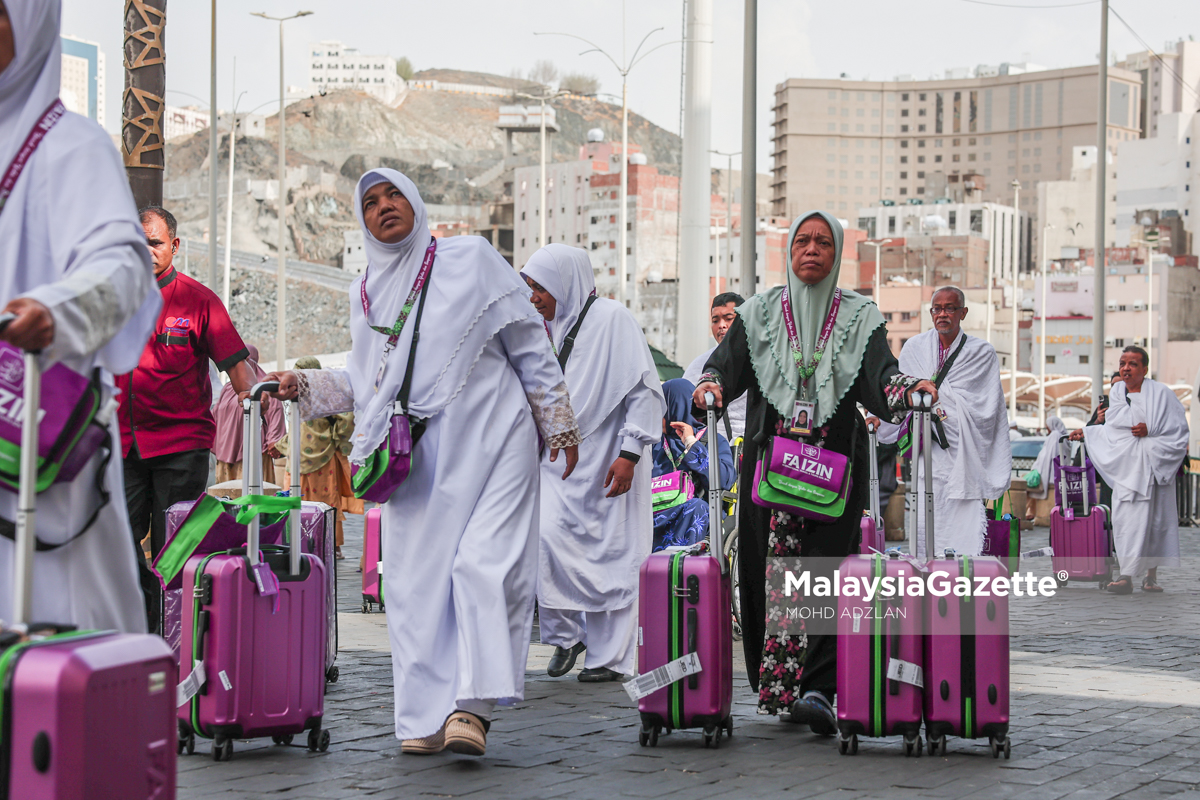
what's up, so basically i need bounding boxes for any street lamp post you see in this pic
[251,10,312,370]
[223,69,247,309]
[865,238,894,308]
[516,89,570,251]
[1010,179,1021,423]
[535,26,679,308]
[709,149,739,292]
[1039,224,1053,431]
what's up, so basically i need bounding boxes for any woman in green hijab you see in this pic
[693,211,937,735]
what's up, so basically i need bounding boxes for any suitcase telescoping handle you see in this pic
[1080,440,1090,517]
[915,391,936,561]
[288,398,302,576]
[866,418,881,528]
[246,381,300,576]
[0,313,38,625]
[704,392,727,575]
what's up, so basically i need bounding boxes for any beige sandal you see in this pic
[401,722,446,755]
[443,711,487,756]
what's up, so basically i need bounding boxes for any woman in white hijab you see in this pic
[266,169,580,757]
[0,0,161,631]
[520,244,664,683]
[1024,415,1067,520]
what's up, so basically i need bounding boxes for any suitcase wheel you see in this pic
[638,725,660,748]
[271,734,294,746]
[903,734,922,758]
[702,725,721,749]
[989,735,1011,759]
[308,728,331,753]
[926,734,947,757]
[212,738,233,762]
[837,732,858,756]
[724,716,734,739]
[326,665,340,683]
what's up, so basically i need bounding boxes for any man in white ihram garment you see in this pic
[683,292,747,439]
[898,286,1010,557]
[1070,346,1188,594]
[266,169,581,757]
[521,244,665,682]
[0,0,161,631]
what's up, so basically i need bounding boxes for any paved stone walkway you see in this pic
[179,515,1200,799]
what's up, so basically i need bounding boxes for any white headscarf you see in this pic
[521,244,663,439]
[345,168,541,462]
[0,0,60,170]
[522,243,596,349]
[1027,415,1067,499]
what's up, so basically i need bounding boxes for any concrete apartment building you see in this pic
[1117,40,1200,141]
[1114,112,1200,251]
[769,63,1143,246]
[60,35,104,129]
[307,41,405,105]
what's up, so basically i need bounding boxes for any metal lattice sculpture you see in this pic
[122,0,167,205]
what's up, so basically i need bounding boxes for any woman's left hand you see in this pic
[604,455,636,498]
[669,421,695,443]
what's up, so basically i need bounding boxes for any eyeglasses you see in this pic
[930,305,963,316]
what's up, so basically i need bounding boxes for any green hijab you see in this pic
[737,210,885,428]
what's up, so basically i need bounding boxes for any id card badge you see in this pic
[934,405,948,422]
[790,400,815,437]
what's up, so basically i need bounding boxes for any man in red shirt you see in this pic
[117,206,256,630]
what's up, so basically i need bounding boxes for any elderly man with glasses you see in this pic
[896,286,1012,557]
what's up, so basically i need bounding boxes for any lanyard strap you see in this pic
[395,253,435,410]
[0,99,66,216]
[556,294,598,370]
[780,287,841,388]
[933,334,967,388]
[360,237,437,345]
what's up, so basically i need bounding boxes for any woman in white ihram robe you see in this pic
[520,245,664,680]
[0,0,161,632]
[273,169,580,755]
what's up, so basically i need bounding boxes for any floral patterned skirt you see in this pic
[757,510,807,715]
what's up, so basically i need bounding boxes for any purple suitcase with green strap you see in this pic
[0,322,177,798]
[175,386,329,759]
[635,397,733,747]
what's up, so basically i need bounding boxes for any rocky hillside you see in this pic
[162,72,683,266]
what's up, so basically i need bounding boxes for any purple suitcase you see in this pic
[1050,505,1113,587]
[0,329,177,799]
[836,553,925,756]
[176,385,329,760]
[635,396,734,747]
[857,421,886,554]
[913,396,1011,758]
[164,500,337,679]
[362,507,384,612]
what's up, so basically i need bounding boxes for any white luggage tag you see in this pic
[886,657,924,688]
[1020,546,1054,559]
[176,661,207,707]
[622,652,703,702]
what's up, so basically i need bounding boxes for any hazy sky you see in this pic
[63,0,1196,172]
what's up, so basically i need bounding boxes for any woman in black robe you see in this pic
[693,211,936,735]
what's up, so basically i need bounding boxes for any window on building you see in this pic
[1079,355,1089,364]
[918,171,925,179]
[901,125,909,133]
[918,140,926,148]
[521,238,526,247]
[952,138,960,146]
[953,154,961,162]
[935,155,943,163]
[888,216,896,233]
[1045,355,1056,364]
[1114,338,1125,347]
[917,155,925,163]
[948,210,956,227]
[901,93,909,101]
[900,187,908,195]
[935,139,943,147]
[521,211,526,220]
[900,156,909,164]
[901,140,909,148]
[919,124,926,132]
[901,312,912,322]
[917,187,925,194]
[919,108,927,116]
[968,153,977,161]
[901,109,909,117]
[900,171,908,179]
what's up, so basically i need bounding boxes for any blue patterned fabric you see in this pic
[653,498,710,552]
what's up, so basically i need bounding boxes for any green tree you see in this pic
[395,56,414,81]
